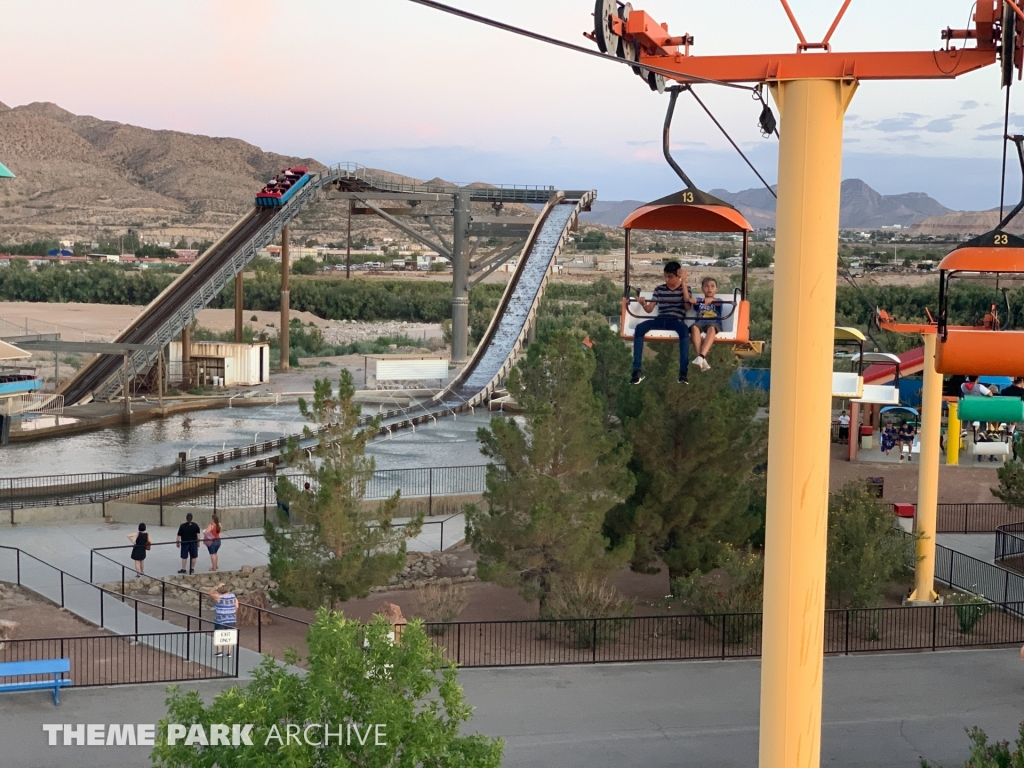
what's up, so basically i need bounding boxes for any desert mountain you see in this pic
[581,180,951,230]
[0,102,538,245]
[0,102,327,239]
[709,179,952,230]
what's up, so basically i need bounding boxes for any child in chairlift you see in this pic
[690,277,724,372]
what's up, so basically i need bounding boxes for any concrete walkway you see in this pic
[2,514,464,585]
[3,649,1023,767]
[937,532,997,563]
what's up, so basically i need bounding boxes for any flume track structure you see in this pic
[59,170,592,433]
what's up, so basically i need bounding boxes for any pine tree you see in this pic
[264,370,421,608]
[606,344,768,580]
[466,331,635,615]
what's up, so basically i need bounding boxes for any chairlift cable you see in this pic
[405,0,754,91]
[687,86,777,199]
[1001,81,1013,219]
[836,254,889,352]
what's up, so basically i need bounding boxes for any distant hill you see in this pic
[0,102,532,245]
[0,101,326,238]
[578,200,646,228]
[583,179,953,231]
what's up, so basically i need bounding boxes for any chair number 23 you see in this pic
[995,234,1009,245]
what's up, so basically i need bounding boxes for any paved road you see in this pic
[4,650,1023,767]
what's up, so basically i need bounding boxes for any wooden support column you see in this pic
[234,272,244,343]
[122,354,131,421]
[181,325,191,389]
[280,226,290,371]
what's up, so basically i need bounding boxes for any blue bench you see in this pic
[0,659,72,705]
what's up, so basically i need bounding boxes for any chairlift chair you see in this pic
[832,327,866,399]
[851,352,902,405]
[933,136,1024,377]
[619,86,762,354]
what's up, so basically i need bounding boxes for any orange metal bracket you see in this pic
[618,4,999,83]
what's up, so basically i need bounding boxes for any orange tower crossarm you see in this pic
[610,2,1007,83]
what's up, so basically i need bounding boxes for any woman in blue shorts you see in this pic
[203,514,222,572]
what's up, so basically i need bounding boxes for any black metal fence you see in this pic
[419,601,1024,667]
[996,521,1024,574]
[937,502,1024,533]
[0,632,237,686]
[0,545,238,685]
[2,465,489,524]
[900,502,1024,534]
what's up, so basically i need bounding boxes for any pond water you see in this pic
[0,403,493,479]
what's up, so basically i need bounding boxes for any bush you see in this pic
[947,589,991,634]
[921,723,1024,767]
[413,584,469,636]
[826,480,914,608]
[543,576,634,649]
[670,548,764,643]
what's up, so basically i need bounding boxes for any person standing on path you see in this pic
[127,523,149,577]
[176,513,201,575]
[203,514,223,572]
[208,583,238,658]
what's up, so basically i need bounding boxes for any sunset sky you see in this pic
[2,0,1020,209]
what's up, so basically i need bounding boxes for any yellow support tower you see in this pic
[947,400,960,466]
[908,333,942,604]
[759,78,855,768]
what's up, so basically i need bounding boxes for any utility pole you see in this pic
[280,225,290,371]
[346,200,353,280]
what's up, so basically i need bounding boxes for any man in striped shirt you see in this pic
[631,261,693,385]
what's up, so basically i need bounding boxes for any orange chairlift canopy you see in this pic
[621,191,754,234]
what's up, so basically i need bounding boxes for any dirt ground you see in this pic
[829,444,1001,504]
[0,582,102,639]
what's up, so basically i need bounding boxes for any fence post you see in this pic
[16,549,20,585]
[263,476,268,525]
[1006,570,1011,604]
[8,478,13,526]
[721,615,727,660]
[214,478,218,515]
[457,622,461,665]
[161,582,166,621]
[592,620,598,663]
[101,473,106,518]
[159,477,164,528]
[100,589,104,628]
[931,605,937,651]
[121,567,125,603]
[60,571,65,607]
[89,551,93,584]
[429,468,433,517]
[845,609,850,655]
[135,600,139,636]
[258,611,262,654]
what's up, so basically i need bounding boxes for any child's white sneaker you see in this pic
[695,356,711,372]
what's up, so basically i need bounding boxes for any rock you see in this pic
[148,585,161,595]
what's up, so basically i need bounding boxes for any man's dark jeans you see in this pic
[632,317,690,375]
